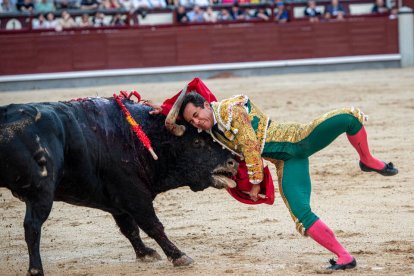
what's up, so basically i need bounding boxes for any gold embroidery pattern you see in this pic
[267,158,306,236]
[211,105,241,154]
[211,97,264,184]
[232,105,264,184]
[208,131,242,158]
[265,107,366,143]
[248,101,269,153]
[212,95,248,132]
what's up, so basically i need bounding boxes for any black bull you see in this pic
[0,98,238,275]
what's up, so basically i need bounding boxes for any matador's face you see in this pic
[183,101,214,131]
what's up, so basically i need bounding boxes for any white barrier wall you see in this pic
[399,7,414,67]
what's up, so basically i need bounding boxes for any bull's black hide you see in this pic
[0,98,237,275]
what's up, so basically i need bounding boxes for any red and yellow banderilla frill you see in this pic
[113,91,158,160]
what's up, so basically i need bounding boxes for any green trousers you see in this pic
[262,109,364,235]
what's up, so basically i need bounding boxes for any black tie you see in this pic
[212,124,226,137]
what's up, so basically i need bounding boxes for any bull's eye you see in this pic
[193,138,203,148]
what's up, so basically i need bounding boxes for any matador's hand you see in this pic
[249,184,261,202]
[145,101,163,115]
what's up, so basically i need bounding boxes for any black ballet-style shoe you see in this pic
[359,161,398,176]
[327,258,357,270]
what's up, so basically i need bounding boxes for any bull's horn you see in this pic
[165,85,188,136]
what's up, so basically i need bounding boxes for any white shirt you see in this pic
[119,0,138,10]
[194,0,209,6]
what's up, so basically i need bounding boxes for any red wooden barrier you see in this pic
[402,0,414,9]
[0,16,398,75]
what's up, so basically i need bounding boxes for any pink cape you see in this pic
[161,77,275,205]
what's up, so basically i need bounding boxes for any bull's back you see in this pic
[0,99,159,206]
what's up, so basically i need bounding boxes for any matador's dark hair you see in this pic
[179,92,207,117]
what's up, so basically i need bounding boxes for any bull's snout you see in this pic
[211,158,238,189]
[226,158,238,172]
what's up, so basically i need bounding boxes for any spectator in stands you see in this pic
[231,3,247,20]
[54,0,79,9]
[0,0,17,12]
[176,5,189,23]
[45,11,58,29]
[254,7,270,21]
[80,0,99,10]
[244,7,256,20]
[176,0,193,7]
[217,8,233,21]
[187,5,204,22]
[119,0,138,12]
[147,0,166,8]
[17,0,34,12]
[93,11,107,26]
[246,7,255,18]
[58,10,76,29]
[111,0,121,8]
[371,0,388,14]
[34,0,55,13]
[274,1,288,23]
[100,0,121,9]
[221,0,235,4]
[193,0,210,7]
[203,6,216,22]
[389,5,398,20]
[304,0,321,22]
[324,0,346,20]
[110,12,126,25]
[79,13,92,27]
[32,13,48,28]
[135,0,151,9]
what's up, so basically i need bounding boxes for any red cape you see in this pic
[227,161,275,205]
[161,77,275,205]
[160,77,217,116]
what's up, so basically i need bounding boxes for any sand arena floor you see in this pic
[0,68,413,275]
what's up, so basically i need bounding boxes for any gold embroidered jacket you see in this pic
[209,95,368,185]
[210,95,269,184]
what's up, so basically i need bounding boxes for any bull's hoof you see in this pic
[137,250,162,262]
[172,255,194,267]
[26,268,43,276]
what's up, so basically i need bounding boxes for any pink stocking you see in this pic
[347,126,384,170]
[307,219,353,265]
